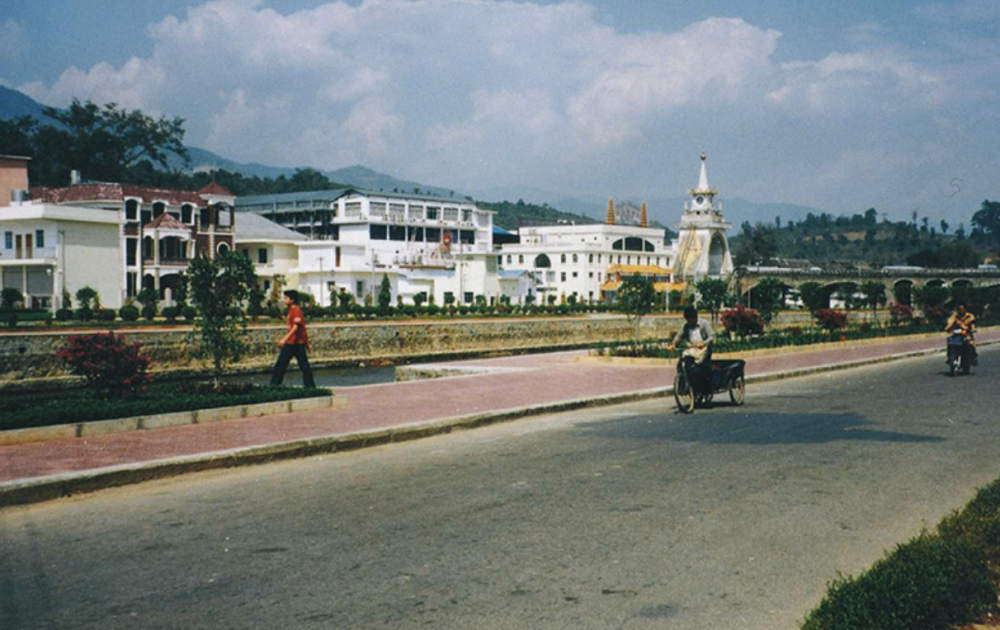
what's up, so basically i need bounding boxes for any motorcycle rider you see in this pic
[944,303,978,366]
[667,306,716,394]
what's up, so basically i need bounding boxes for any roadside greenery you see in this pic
[188,251,258,384]
[0,381,332,432]
[801,477,1000,630]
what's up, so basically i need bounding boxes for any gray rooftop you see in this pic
[235,211,308,243]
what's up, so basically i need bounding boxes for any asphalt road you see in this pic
[1,345,998,630]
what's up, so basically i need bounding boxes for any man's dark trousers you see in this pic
[270,344,316,388]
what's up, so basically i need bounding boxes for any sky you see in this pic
[2,0,999,224]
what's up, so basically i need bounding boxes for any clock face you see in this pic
[695,195,705,205]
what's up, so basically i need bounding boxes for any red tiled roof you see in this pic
[31,183,204,206]
[145,213,190,230]
[198,181,235,197]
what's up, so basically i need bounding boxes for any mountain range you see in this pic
[1,85,819,227]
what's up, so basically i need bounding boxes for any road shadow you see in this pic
[574,410,945,446]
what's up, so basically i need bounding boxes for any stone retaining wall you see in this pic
[0,315,679,384]
[0,310,847,386]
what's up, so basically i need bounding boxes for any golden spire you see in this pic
[640,201,647,227]
[607,198,615,225]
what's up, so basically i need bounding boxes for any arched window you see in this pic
[518,255,524,264]
[560,254,567,263]
[572,254,578,263]
[534,254,552,269]
[217,242,230,255]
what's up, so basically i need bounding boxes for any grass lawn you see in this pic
[0,381,332,432]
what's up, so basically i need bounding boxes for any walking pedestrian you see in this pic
[270,290,316,388]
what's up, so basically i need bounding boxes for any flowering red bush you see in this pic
[888,302,914,326]
[721,304,764,339]
[814,308,848,331]
[57,332,153,399]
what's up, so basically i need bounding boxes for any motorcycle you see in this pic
[674,356,746,413]
[946,325,973,377]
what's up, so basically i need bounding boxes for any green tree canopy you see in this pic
[618,274,658,342]
[749,277,785,326]
[797,281,827,314]
[31,99,189,185]
[694,278,728,322]
[188,251,258,383]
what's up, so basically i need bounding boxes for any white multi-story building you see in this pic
[498,201,674,304]
[0,158,236,311]
[236,189,496,306]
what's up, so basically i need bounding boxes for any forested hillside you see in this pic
[731,206,999,268]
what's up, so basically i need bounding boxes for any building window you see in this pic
[370,224,388,240]
[572,272,578,278]
[588,254,593,263]
[152,202,165,219]
[258,248,268,264]
[127,239,138,265]
[181,204,193,224]
[561,272,567,282]
[560,254,566,263]
[426,206,440,220]
[461,209,472,222]
[572,254,578,263]
[464,291,473,304]
[125,199,139,221]
[443,207,459,222]
[506,255,512,264]
[369,202,387,217]
[345,202,362,218]
[356,281,364,296]
[34,230,44,248]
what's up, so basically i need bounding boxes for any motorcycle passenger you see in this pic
[945,304,978,366]
[667,306,716,395]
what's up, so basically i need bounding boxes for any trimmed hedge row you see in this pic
[0,382,332,432]
[801,478,1000,629]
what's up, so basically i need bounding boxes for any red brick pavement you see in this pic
[1,330,995,494]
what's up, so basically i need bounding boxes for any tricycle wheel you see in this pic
[728,375,745,406]
[674,371,695,414]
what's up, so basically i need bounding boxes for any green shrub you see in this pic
[161,305,180,322]
[55,307,73,321]
[119,304,140,321]
[182,305,198,322]
[801,533,994,630]
[95,308,117,322]
[938,478,1000,580]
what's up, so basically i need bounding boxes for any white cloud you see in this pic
[767,46,949,112]
[10,0,997,220]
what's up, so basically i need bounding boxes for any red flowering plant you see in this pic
[720,304,764,339]
[814,308,848,331]
[888,302,914,326]
[57,332,153,399]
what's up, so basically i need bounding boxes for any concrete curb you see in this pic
[0,339,992,507]
[0,395,344,446]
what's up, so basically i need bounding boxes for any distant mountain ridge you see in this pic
[0,85,820,226]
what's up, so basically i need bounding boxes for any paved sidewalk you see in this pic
[1,329,995,506]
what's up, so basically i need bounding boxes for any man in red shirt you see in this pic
[270,290,316,388]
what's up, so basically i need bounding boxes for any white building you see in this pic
[0,201,122,311]
[236,189,496,306]
[234,212,307,301]
[498,200,673,304]
[1,158,237,311]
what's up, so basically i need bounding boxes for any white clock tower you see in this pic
[672,153,733,283]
